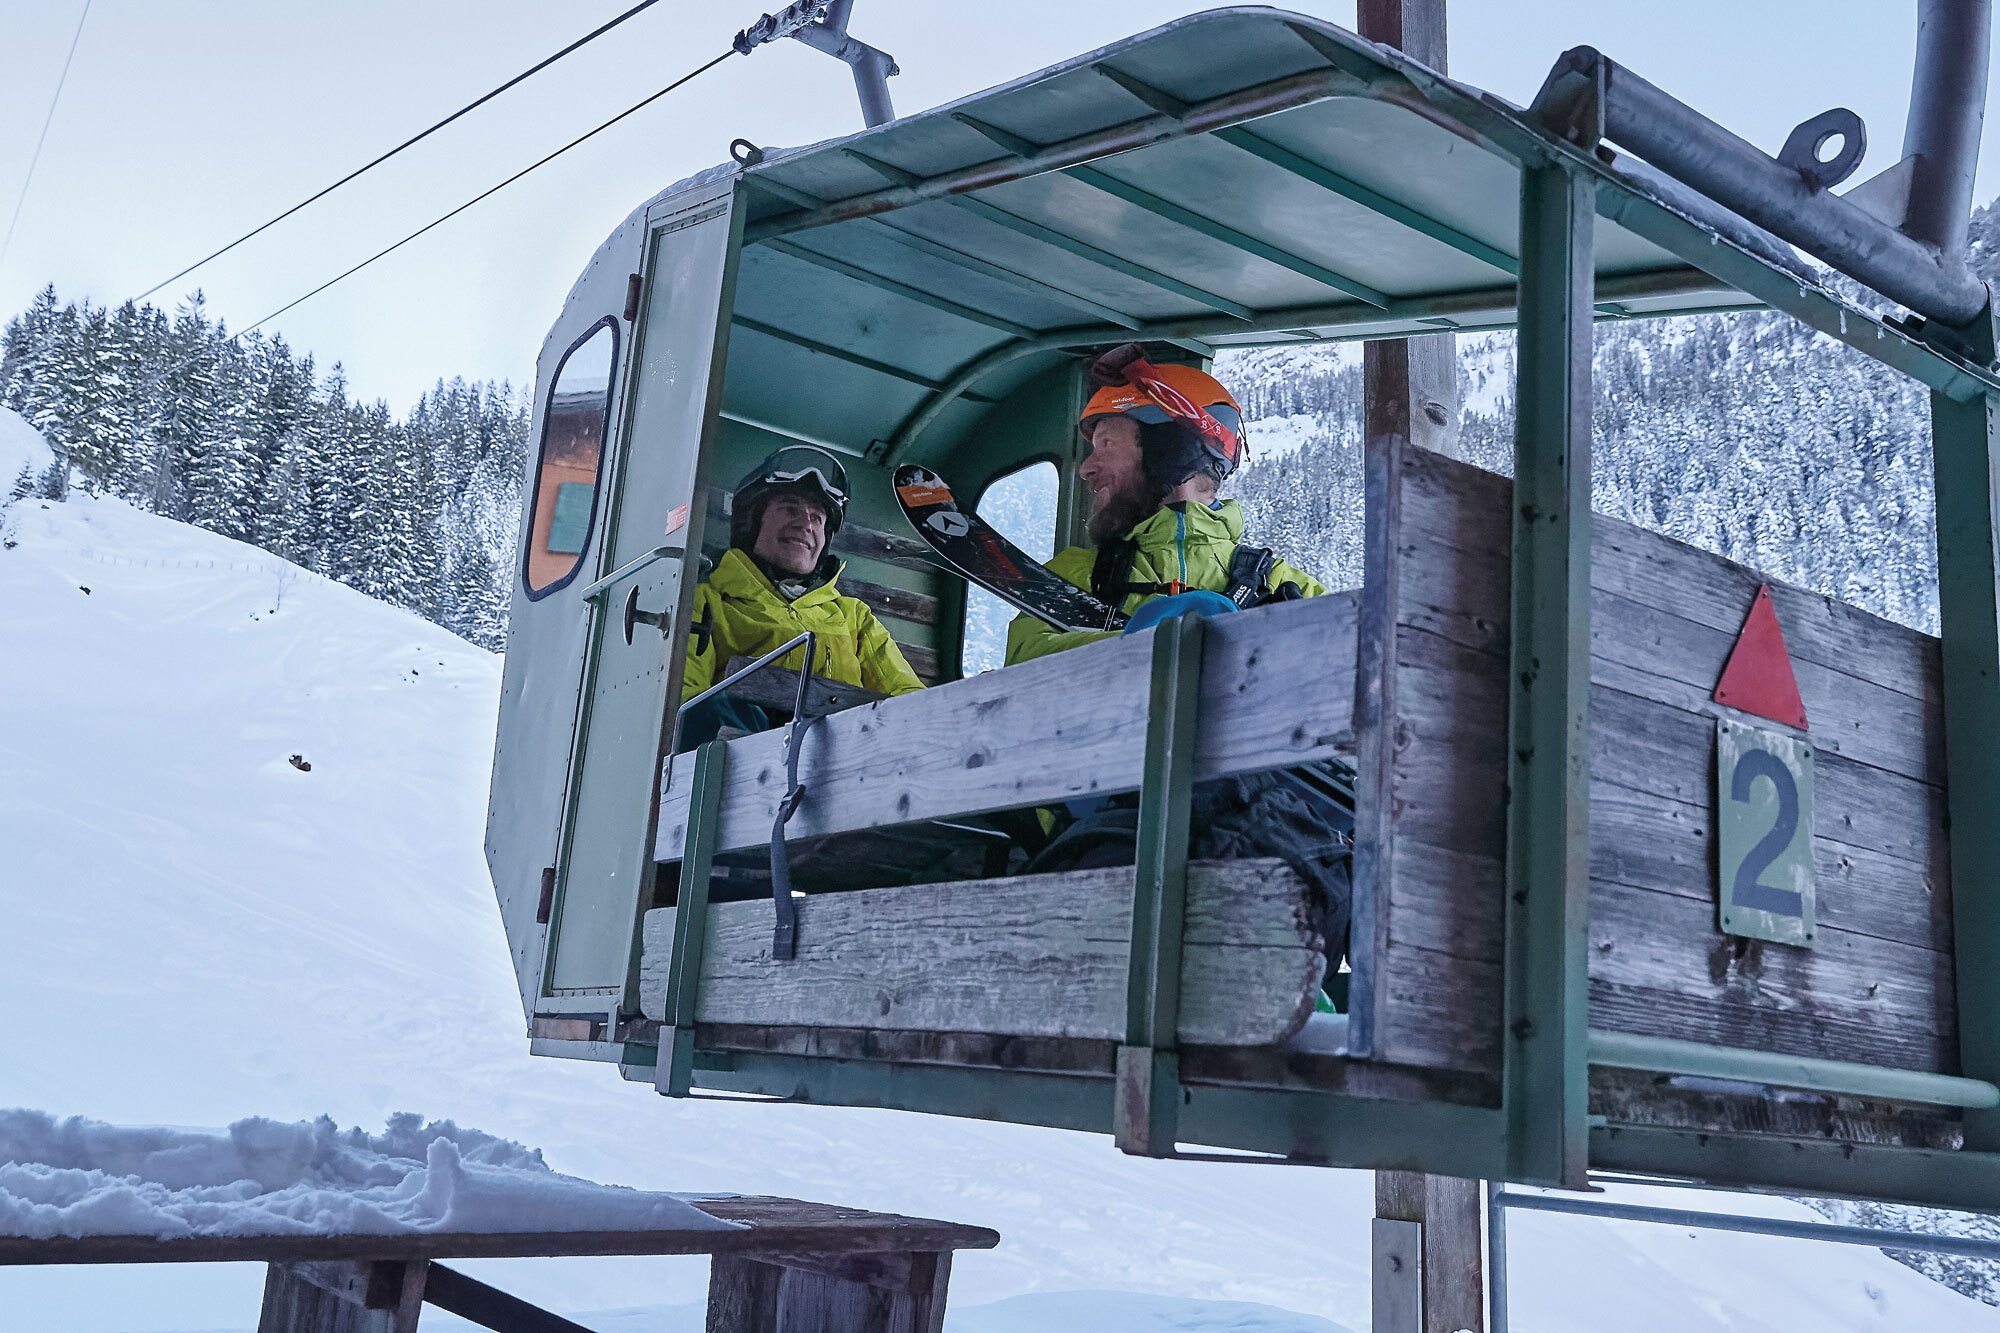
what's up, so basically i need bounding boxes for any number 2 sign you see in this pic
[1716,719,1816,947]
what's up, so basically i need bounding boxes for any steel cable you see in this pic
[132,0,671,303]
[203,47,738,353]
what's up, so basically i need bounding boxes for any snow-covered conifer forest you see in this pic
[1223,201,2000,639]
[0,285,528,650]
[9,203,2000,662]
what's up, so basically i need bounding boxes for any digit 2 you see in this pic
[1730,748,1803,917]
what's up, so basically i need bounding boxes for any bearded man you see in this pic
[1005,344,1324,666]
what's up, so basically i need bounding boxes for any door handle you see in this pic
[578,545,684,602]
[623,586,672,645]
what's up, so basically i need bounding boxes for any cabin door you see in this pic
[543,187,740,1010]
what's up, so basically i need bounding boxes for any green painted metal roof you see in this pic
[707,7,1779,465]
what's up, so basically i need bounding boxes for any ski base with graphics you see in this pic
[893,465,1127,634]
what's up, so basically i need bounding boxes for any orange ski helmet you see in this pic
[1079,344,1246,483]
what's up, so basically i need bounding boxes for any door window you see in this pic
[961,460,1060,674]
[524,320,618,596]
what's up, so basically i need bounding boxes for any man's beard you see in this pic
[1087,474,1169,545]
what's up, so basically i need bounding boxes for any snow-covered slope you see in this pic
[1,420,1995,1330]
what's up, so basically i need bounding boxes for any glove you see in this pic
[1121,589,1238,635]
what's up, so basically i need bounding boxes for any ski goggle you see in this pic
[743,447,849,510]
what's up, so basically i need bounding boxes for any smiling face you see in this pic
[751,488,830,575]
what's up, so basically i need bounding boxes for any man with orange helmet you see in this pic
[1004,343,1325,666]
[1000,346,1351,995]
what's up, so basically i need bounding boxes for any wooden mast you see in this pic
[1357,4,1485,1332]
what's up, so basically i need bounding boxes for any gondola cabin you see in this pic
[488,8,2000,1207]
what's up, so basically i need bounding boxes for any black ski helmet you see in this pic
[730,445,850,551]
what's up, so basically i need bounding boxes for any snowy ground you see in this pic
[2,409,1996,1331]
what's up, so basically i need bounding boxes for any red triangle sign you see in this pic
[1713,585,1808,730]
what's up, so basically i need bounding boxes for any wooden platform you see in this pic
[1,1197,999,1333]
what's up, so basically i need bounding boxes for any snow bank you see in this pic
[0,1110,738,1239]
[0,405,54,486]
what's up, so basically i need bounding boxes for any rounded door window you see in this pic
[524,320,617,596]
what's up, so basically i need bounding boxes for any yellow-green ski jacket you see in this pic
[1006,499,1326,665]
[682,547,925,699]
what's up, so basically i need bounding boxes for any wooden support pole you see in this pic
[706,1251,954,1332]
[259,1260,426,1333]
[1374,1172,1485,1333]
[1358,0,1460,462]
[1358,5,1485,1328]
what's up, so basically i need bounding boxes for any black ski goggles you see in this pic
[746,446,849,509]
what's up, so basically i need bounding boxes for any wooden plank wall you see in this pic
[1367,446,1955,1076]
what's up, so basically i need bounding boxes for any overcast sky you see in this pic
[0,1,1989,410]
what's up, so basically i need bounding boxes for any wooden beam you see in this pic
[638,859,1325,1047]
[423,1263,593,1333]
[656,593,1358,859]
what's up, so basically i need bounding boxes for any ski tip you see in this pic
[894,464,955,510]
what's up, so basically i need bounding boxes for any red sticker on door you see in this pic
[664,503,688,536]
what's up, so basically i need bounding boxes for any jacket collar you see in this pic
[1123,498,1246,547]
[711,546,847,605]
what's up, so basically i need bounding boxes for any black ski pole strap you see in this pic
[769,633,820,960]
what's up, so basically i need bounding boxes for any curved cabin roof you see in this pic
[649,6,1986,467]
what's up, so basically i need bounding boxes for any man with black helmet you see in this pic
[1005,344,1324,666]
[681,445,924,706]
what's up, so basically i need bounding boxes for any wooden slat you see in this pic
[1588,881,1957,1072]
[831,523,939,572]
[842,575,938,626]
[897,640,939,681]
[656,592,1359,860]
[637,860,1325,1047]
[1587,1065,1961,1149]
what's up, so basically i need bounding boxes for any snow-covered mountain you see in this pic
[3,406,1996,1332]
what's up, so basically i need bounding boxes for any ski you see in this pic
[893,464,1127,633]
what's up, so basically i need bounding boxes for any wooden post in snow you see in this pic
[1358,1,1483,1331]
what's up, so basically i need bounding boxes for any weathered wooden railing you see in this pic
[652,590,1359,859]
[645,444,1967,1158]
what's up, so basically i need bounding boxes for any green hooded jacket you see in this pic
[1005,499,1326,665]
[683,547,925,699]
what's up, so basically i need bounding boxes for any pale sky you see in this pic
[0,1,1989,410]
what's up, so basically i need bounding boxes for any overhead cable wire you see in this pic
[132,0,670,304]
[221,48,739,347]
[1,0,94,274]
